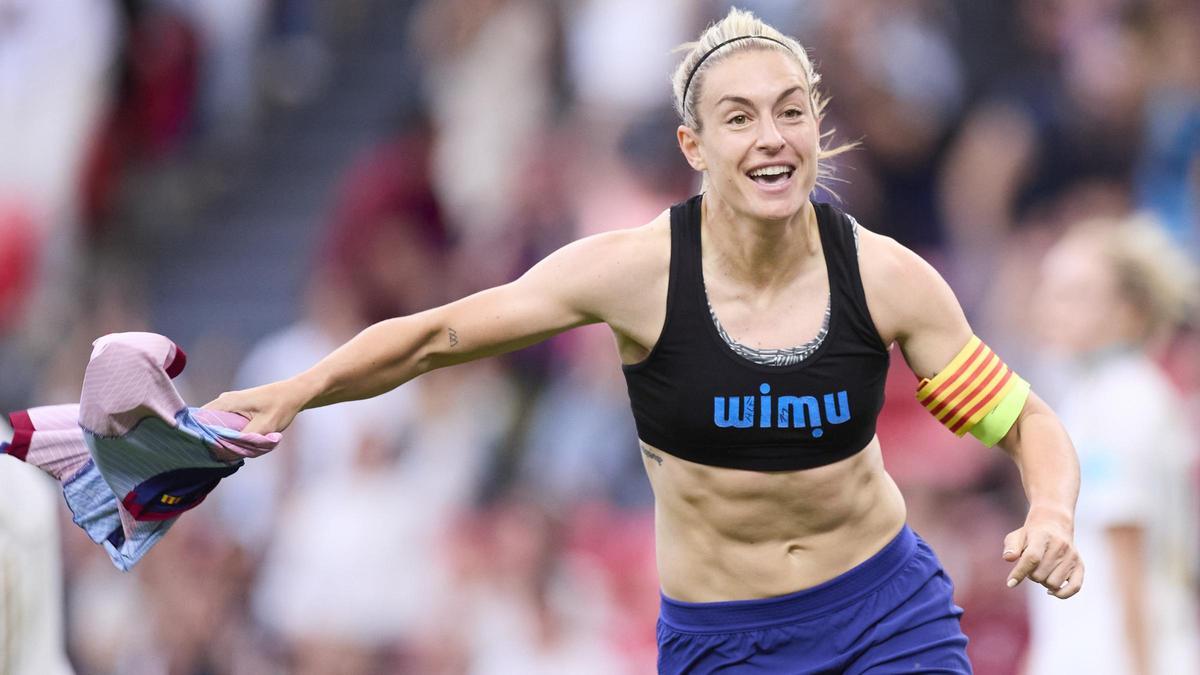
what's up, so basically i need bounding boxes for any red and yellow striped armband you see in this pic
[916,336,1031,447]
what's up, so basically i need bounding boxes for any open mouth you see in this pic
[746,164,796,186]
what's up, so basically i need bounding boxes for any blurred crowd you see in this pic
[1,0,1198,674]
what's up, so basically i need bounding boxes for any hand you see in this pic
[203,378,310,436]
[1002,511,1084,599]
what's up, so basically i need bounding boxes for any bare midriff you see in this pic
[643,435,907,603]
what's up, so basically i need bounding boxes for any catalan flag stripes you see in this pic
[916,337,1020,437]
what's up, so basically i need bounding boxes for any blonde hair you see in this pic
[1068,213,1199,341]
[671,8,856,192]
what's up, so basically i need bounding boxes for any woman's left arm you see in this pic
[994,391,1084,598]
[859,229,1083,598]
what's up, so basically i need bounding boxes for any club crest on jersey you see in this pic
[713,384,850,437]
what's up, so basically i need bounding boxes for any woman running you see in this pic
[208,9,1083,673]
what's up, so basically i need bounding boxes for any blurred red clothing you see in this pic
[0,205,37,333]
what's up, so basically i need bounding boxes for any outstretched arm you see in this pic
[206,227,643,435]
[860,230,1083,598]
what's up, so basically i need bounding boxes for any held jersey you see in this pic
[1,333,280,570]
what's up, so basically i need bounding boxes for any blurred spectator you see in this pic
[807,0,967,250]
[436,499,630,675]
[121,513,255,674]
[112,5,200,162]
[941,0,1144,248]
[443,125,577,304]
[0,422,74,675]
[250,429,448,673]
[937,0,1153,354]
[1131,0,1200,258]
[176,0,267,146]
[514,324,651,509]
[82,3,200,232]
[0,0,120,335]
[0,204,37,333]
[413,0,558,237]
[564,0,696,116]
[0,0,118,223]
[324,132,452,322]
[1023,214,1200,675]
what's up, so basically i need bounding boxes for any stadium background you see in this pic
[0,1,1197,673]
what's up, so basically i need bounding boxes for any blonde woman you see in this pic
[1026,216,1199,675]
[209,9,1082,673]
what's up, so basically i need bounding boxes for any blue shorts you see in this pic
[657,526,971,674]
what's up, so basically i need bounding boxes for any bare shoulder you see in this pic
[574,210,670,281]
[589,210,671,328]
[853,222,972,375]
[524,209,671,325]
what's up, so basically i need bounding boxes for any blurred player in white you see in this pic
[1027,214,1200,675]
[0,416,75,675]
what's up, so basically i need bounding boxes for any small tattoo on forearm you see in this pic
[448,328,459,347]
[641,445,663,465]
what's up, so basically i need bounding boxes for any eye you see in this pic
[781,108,803,120]
[727,113,749,126]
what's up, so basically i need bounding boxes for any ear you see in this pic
[676,125,706,172]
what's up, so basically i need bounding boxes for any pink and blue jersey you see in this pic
[1,332,280,571]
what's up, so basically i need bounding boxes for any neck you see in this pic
[701,193,819,288]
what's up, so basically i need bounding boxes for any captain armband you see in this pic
[916,336,1031,447]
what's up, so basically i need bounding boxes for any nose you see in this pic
[755,117,785,152]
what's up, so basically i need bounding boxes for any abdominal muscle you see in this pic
[643,435,907,603]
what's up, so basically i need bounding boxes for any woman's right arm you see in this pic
[206,225,651,435]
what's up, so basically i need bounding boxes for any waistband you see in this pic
[659,524,918,632]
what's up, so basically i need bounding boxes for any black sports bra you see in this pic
[621,195,890,471]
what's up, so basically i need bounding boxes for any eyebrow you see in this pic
[715,85,807,109]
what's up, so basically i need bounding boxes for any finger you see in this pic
[202,394,228,411]
[1002,528,1027,562]
[242,415,278,436]
[1049,562,1084,599]
[1044,557,1075,590]
[214,430,281,459]
[1029,540,1070,584]
[1007,535,1049,588]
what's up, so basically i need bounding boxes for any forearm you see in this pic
[295,313,442,410]
[999,395,1080,524]
[994,392,1086,596]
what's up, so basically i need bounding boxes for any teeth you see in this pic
[749,165,793,177]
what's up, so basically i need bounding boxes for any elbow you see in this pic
[413,353,432,375]
[364,311,444,378]
[997,392,1078,466]
[414,351,439,375]
[409,311,449,374]
[995,391,1053,455]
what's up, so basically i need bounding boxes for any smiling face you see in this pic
[677,48,820,223]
